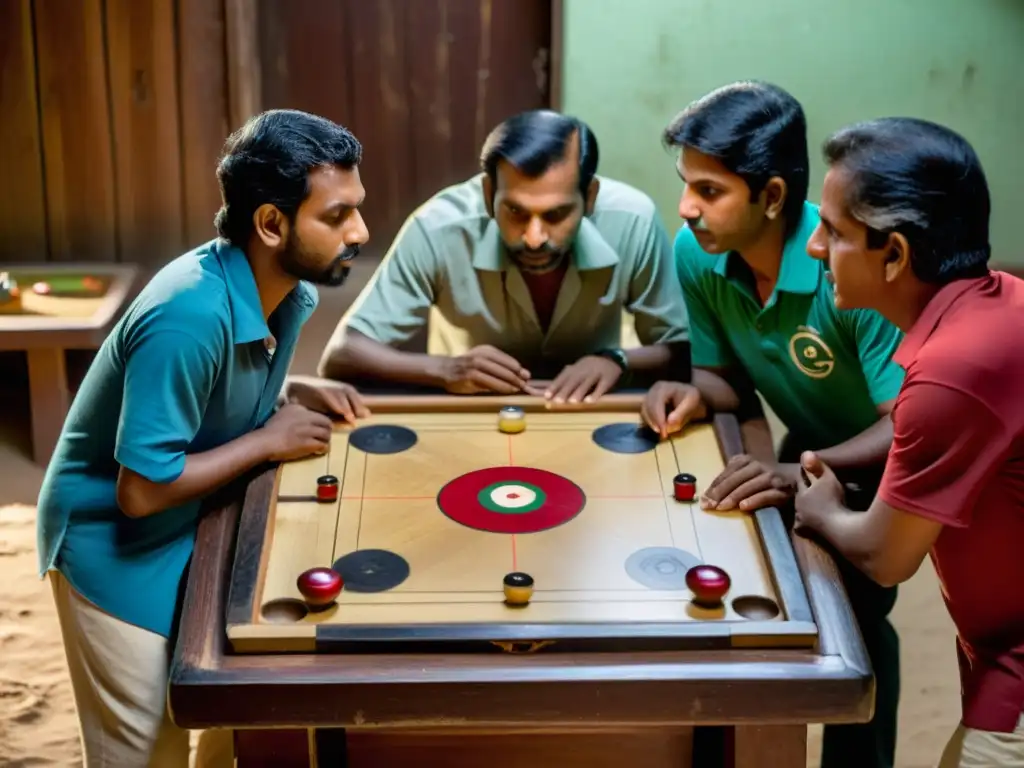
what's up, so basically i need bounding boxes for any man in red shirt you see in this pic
[794,115,1024,767]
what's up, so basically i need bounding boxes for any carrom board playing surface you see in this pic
[226,395,816,654]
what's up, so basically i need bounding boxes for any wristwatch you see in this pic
[596,347,629,371]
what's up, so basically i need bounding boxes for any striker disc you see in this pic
[437,466,585,534]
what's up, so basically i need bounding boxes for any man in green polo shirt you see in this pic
[641,82,904,768]
[317,109,691,402]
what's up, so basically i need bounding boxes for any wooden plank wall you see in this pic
[0,0,232,269]
[256,0,553,259]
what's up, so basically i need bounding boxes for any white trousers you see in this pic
[938,712,1024,768]
[50,570,234,768]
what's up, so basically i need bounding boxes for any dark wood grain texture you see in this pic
[0,0,48,263]
[225,467,277,628]
[225,0,261,128]
[176,0,232,249]
[34,0,118,262]
[105,0,185,265]
[255,0,552,261]
[754,507,814,624]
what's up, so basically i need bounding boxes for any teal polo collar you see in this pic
[713,201,821,295]
[214,239,317,345]
[472,215,621,273]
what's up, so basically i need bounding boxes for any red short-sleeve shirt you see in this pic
[878,270,1024,732]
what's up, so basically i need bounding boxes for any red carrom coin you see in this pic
[437,466,585,534]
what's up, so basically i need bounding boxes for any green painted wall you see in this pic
[561,0,1024,266]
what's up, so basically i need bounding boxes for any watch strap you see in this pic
[596,347,629,371]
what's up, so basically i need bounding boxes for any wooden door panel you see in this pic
[257,0,552,250]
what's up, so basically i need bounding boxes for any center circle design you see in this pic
[478,481,546,514]
[438,466,585,534]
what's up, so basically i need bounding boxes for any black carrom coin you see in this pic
[592,422,659,454]
[625,546,702,590]
[348,425,417,454]
[332,548,410,592]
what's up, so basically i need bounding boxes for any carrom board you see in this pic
[226,395,816,654]
[0,264,133,325]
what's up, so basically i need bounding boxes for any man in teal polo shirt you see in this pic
[641,82,904,768]
[36,109,369,767]
[318,109,690,401]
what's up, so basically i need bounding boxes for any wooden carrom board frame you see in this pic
[224,394,817,655]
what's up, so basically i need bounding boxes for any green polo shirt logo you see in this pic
[674,201,905,449]
[789,325,836,379]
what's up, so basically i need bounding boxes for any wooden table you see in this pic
[0,263,138,465]
[169,393,873,767]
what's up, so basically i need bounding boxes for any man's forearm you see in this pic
[117,430,272,518]
[815,413,893,470]
[319,330,447,388]
[624,342,689,377]
[740,417,778,463]
[689,367,774,459]
[691,368,743,412]
[811,501,886,578]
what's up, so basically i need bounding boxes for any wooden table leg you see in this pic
[234,728,348,767]
[730,724,807,767]
[26,347,69,466]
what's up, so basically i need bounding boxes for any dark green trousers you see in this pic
[778,434,900,768]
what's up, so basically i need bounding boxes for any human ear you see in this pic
[253,204,287,248]
[481,175,495,217]
[764,177,788,220]
[883,232,911,283]
[584,177,600,215]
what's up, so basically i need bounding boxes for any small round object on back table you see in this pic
[498,406,526,434]
[503,571,534,605]
[673,473,697,502]
[316,474,339,503]
[296,567,343,611]
[685,564,731,606]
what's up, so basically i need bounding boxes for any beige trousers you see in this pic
[938,712,1024,768]
[50,570,234,768]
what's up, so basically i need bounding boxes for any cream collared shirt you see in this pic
[322,174,689,379]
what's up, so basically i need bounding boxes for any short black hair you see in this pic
[480,110,598,198]
[663,81,809,237]
[822,117,991,284]
[214,109,362,247]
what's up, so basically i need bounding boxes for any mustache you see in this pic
[336,245,360,263]
[508,242,560,257]
[686,216,707,232]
